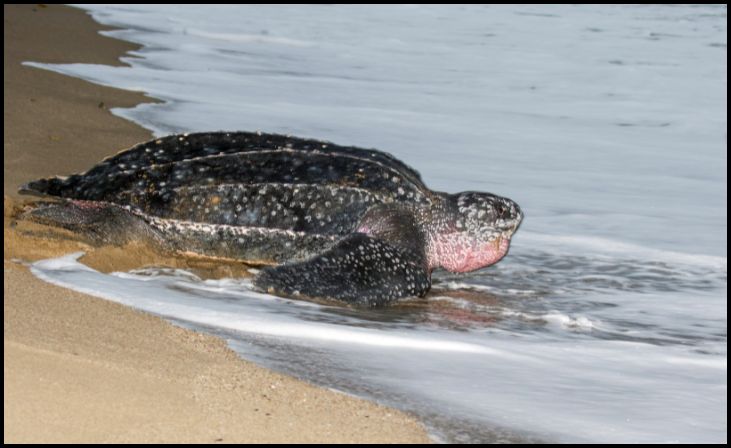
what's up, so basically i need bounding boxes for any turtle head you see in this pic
[425,191,523,273]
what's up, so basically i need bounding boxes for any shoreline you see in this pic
[3,4,430,443]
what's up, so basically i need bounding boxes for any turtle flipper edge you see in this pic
[22,200,165,247]
[253,233,430,307]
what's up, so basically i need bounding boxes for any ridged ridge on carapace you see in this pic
[20,132,431,209]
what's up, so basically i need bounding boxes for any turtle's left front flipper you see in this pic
[253,233,431,307]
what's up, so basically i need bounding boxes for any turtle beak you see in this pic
[494,197,523,234]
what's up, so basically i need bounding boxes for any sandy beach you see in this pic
[3,4,430,443]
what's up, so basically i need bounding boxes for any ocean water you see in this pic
[25,4,726,443]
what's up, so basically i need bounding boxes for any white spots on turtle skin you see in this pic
[412,192,522,272]
[255,233,429,306]
[181,183,372,233]
[53,150,427,209]
[137,211,338,263]
[41,131,429,205]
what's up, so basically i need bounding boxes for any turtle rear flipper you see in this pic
[253,233,431,307]
[23,200,164,247]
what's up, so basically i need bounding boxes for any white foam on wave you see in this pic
[30,251,87,269]
[516,232,727,269]
[22,61,148,94]
[30,254,499,355]
[541,312,597,330]
[431,295,601,332]
[439,280,541,296]
[440,281,497,293]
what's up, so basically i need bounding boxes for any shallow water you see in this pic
[31,251,726,443]
[27,4,726,443]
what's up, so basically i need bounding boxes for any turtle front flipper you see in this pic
[253,233,431,307]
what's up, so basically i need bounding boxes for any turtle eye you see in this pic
[495,202,507,218]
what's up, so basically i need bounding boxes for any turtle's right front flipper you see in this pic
[253,233,431,307]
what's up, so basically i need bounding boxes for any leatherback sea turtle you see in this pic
[20,132,523,307]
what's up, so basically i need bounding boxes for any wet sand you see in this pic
[3,4,430,443]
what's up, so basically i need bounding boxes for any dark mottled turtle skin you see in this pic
[21,132,523,307]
